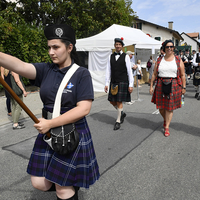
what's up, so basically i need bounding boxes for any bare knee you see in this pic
[31,176,52,191]
[56,185,75,199]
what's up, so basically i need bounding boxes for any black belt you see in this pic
[158,77,177,79]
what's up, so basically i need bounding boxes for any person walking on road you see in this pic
[192,45,200,100]
[10,71,27,129]
[150,40,186,137]
[147,56,156,85]
[0,24,99,200]
[105,38,133,130]
[126,50,137,105]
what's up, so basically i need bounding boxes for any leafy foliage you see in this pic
[16,0,137,38]
[0,0,137,90]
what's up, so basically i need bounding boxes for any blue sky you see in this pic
[131,0,200,36]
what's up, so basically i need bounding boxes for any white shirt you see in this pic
[192,53,200,67]
[158,57,177,78]
[137,64,141,75]
[105,50,133,87]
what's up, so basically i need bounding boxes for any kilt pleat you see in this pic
[27,117,100,188]
[151,78,182,111]
[108,82,131,102]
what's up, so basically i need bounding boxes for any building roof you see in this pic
[134,18,183,41]
[181,32,200,46]
[186,32,199,39]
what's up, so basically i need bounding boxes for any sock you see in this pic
[116,108,123,123]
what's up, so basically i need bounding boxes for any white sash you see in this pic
[44,63,80,149]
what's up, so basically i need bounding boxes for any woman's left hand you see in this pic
[34,118,51,134]
[182,88,186,95]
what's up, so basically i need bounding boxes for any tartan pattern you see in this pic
[27,116,100,188]
[108,82,131,102]
[151,78,182,111]
[152,56,182,111]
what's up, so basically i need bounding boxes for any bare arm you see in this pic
[34,100,92,134]
[0,52,36,80]
[1,67,4,79]
[179,59,186,95]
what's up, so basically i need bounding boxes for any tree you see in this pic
[0,0,7,11]
[15,0,137,38]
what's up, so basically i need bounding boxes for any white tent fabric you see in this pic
[76,24,162,51]
[88,51,112,92]
[76,24,162,92]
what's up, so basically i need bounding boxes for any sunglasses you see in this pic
[165,46,174,49]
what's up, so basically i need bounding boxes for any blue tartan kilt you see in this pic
[108,82,131,102]
[27,116,100,188]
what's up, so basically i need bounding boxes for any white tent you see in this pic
[76,24,162,92]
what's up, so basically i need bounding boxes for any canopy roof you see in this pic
[76,24,162,51]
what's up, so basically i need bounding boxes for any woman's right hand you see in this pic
[149,86,154,95]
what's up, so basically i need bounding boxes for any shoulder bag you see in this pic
[43,63,80,155]
[10,74,25,96]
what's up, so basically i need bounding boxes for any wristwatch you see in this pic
[182,87,186,89]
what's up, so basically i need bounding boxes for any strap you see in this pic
[52,63,80,119]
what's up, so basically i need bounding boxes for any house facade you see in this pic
[133,19,183,47]
[181,32,200,52]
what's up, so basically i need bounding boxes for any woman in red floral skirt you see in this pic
[150,40,186,136]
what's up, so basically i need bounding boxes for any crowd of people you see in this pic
[104,38,200,137]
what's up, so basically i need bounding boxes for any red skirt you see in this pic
[151,78,182,111]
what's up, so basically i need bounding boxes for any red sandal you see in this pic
[164,128,170,137]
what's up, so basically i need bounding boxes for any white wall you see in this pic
[141,24,173,42]
[181,34,198,52]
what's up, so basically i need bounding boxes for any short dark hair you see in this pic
[162,39,174,52]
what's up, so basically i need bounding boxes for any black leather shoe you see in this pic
[120,112,126,124]
[197,96,200,100]
[195,93,199,98]
[113,122,120,130]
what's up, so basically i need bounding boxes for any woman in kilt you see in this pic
[0,24,99,200]
[150,40,186,137]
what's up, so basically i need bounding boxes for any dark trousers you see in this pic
[6,97,11,113]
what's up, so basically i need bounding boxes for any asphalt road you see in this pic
[0,80,200,200]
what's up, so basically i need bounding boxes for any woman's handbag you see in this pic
[43,64,80,155]
[10,74,25,96]
[50,124,79,155]
[162,78,172,96]
[111,83,118,95]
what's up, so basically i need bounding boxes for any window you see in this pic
[155,37,161,41]
[133,23,142,30]
[175,39,179,46]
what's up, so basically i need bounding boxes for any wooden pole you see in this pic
[0,76,50,138]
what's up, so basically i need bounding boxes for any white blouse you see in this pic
[158,57,177,78]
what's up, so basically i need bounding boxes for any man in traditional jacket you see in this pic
[104,38,133,130]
